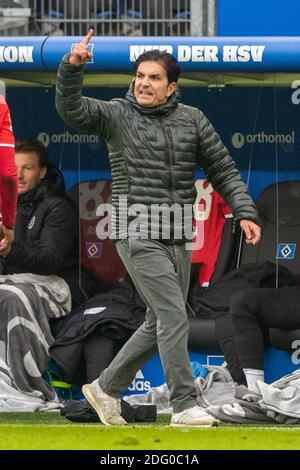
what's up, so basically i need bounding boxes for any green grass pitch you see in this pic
[0,413,299,450]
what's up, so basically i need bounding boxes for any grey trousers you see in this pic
[99,238,197,413]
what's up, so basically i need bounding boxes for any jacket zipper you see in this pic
[161,121,175,202]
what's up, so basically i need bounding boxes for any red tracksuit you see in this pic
[0,96,17,228]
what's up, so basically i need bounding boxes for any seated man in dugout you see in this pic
[0,139,86,411]
[216,279,300,391]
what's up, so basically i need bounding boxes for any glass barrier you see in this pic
[3,71,300,297]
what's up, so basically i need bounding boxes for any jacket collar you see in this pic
[125,80,180,116]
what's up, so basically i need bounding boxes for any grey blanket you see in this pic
[124,365,236,414]
[208,371,300,424]
[0,274,71,411]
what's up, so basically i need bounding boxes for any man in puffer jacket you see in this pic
[55,30,261,427]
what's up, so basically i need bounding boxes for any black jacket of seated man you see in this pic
[0,163,85,307]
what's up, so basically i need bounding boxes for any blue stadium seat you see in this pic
[49,9,64,19]
[175,9,190,19]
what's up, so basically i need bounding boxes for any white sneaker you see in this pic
[170,405,218,427]
[82,379,127,426]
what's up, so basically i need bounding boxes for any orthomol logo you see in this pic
[37,132,99,147]
[231,131,295,149]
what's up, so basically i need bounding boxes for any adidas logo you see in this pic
[128,370,151,392]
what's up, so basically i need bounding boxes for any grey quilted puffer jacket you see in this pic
[56,55,258,243]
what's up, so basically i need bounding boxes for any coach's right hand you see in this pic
[69,28,94,66]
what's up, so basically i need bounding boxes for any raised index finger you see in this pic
[82,28,94,46]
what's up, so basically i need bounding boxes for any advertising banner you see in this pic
[1,36,300,72]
